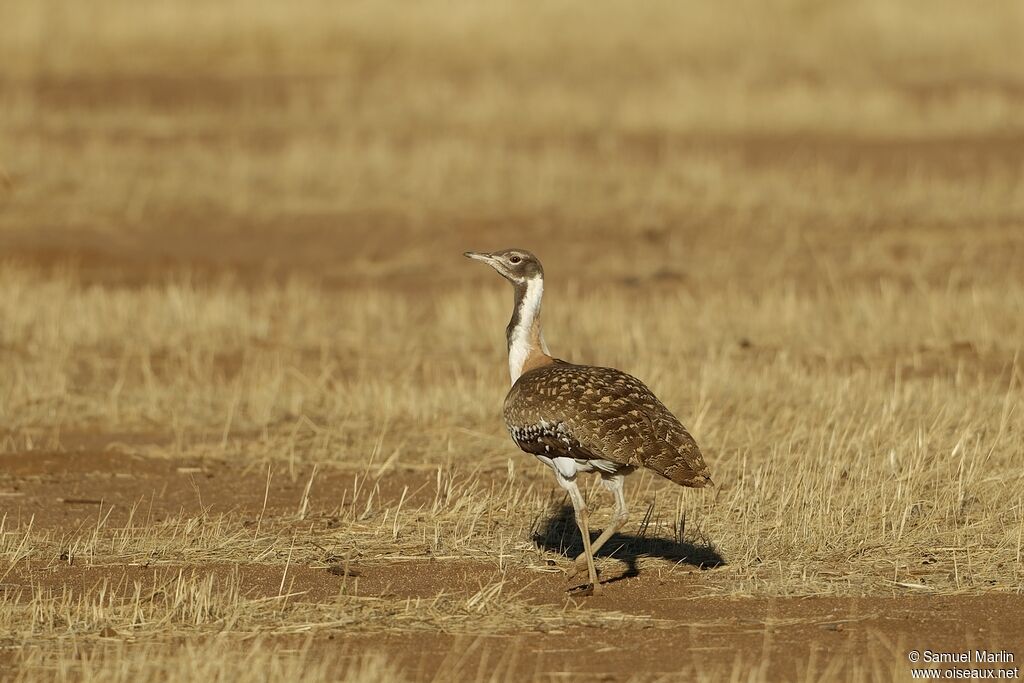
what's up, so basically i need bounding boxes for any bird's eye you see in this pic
[510,256,522,264]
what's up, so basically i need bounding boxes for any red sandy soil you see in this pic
[3,449,1022,681]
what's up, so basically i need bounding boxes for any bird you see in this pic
[464,248,712,595]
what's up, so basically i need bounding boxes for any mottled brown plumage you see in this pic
[504,361,712,488]
[464,247,713,595]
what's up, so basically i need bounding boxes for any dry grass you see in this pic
[11,639,406,683]
[1,560,655,640]
[8,632,915,683]
[2,263,1022,678]
[3,266,1022,592]
[1,0,1023,680]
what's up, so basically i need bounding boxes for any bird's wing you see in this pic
[503,363,712,487]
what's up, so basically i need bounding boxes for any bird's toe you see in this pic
[567,582,595,597]
[564,556,591,580]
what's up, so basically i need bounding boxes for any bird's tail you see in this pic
[663,468,714,488]
[646,441,713,488]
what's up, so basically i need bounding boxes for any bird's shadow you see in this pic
[532,503,725,585]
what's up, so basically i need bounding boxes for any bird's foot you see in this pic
[564,555,590,581]
[565,560,601,595]
[566,580,601,596]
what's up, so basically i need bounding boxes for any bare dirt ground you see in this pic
[2,1,1024,681]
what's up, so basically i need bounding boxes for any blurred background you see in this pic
[2,4,1024,679]
[2,0,1022,289]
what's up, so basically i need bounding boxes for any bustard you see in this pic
[465,248,712,595]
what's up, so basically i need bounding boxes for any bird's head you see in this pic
[463,248,543,284]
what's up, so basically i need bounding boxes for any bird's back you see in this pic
[503,361,712,487]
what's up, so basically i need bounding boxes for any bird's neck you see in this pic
[506,276,553,384]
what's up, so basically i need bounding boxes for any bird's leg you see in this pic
[555,471,600,595]
[569,472,629,578]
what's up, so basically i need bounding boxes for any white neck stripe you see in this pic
[508,276,543,383]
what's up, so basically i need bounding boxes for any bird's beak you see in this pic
[463,251,495,264]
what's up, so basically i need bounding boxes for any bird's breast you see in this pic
[507,420,608,465]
